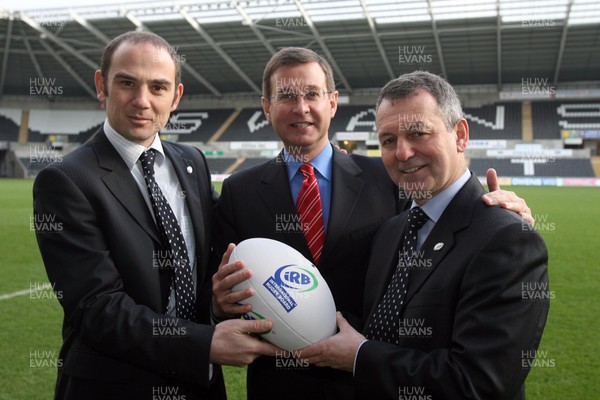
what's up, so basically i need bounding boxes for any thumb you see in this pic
[486,168,500,192]
[336,312,350,330]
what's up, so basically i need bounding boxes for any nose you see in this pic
[131,85,151,109]
[395,138,415,162]
[291,94,310,114]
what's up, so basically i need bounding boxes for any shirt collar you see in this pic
[284,142,333,182]
[103,119,165,170]
[415,169,471,223]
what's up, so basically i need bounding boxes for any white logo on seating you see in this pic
[162,112,208,134]
[346,109,376,131]
[248,111,270,133]
[557,104,600,130]
[464,106,505,130]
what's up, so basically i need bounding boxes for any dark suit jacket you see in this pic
[33,130,225,400]
[355,174,549,400]
[214,146,404,400]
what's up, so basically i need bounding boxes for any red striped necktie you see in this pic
[296,163,325,265]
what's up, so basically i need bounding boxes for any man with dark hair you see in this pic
[300,71,549,400]
[33,31,277,400]
[212,48,535,400]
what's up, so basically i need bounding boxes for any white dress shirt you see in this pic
[103,119,196,316]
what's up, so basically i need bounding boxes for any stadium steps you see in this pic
[208,109,242,144]
[592,156,600,177]
[522,101,533,142]
[224,157,246,174]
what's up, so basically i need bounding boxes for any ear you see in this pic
[170,83,184,111]
[329,90,339,119]
[94,70,106,103]
[454,118,469,153]
[261,96,272,123]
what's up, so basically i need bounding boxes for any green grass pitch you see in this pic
[0,178,598,399]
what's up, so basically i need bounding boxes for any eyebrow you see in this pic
[276,84,321,92]
[402,121,431,132]
[113,72,173,87]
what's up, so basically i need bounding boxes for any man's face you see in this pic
[261,62,338,159]
[95,41,183,147]
[376,89,468,204]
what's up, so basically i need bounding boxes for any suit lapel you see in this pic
[163,143,205,254]
[364,216,406,325]
[319,149,365,266]
[402,175,485,307]
[93,131,161,244]
[259,153,310,256]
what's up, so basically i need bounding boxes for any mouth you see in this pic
[128,115,153,126]
[290,122,314,128]
[400,165,426,174]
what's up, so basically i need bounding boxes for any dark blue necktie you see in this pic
[139,149,196,321]
[366,207,429,344]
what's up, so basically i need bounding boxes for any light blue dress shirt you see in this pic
[284,143,333,232]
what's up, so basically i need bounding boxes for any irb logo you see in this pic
[274,265,318,292]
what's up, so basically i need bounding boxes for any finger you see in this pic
[335,311,349,329]
[482,191,515,207]
[521,212,535,227]
[214,262,251,291]
[224,286,255,304]
[486,168,500,192]
[218,243,236,269]
[256,341,280,357]
[238,319,273,335]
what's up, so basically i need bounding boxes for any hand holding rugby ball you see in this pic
[231,238,337,351]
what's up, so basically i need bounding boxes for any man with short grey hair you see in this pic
[300,71,549,400]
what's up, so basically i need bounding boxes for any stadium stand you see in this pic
[235,157,269,172]
[216,103,524,142]
[164,109,235,143]
[534,159,596,177]
[464,103,522,140]
[532,101,600,139]
[74,122,103,143]
[205,157,237,174]
[18,157,56,176]
[0,115,19,141]
[469,158,595,177]
[219,108,275,141]
[2,100,599,181]
[329,105,377,135]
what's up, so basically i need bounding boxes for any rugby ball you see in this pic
[231,238,337,351]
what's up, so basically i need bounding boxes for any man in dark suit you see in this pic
[33,31,277,400]
[211,49,536,400]
[300,71,549,400]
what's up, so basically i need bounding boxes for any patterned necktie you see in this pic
[139,149,196,321]
[366,206,429,344]
[296,163,325,265]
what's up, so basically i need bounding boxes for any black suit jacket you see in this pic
[355,174,549,400]
[214,146,404,400]
[34,130,225,400]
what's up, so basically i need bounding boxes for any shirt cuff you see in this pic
[353,339,369,376]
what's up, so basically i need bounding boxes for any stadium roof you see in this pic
[0,0,599,102]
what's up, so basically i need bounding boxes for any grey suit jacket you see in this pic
[34,130,225,400]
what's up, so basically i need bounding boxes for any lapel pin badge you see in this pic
[186,166,193,174]
[434,242,444,251]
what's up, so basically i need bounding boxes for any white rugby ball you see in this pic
[231,238,337,351]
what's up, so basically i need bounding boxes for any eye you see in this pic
[278,93,297,102]
[380,136,396,146]
[152,85,166,92]
[304,91,320,101]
